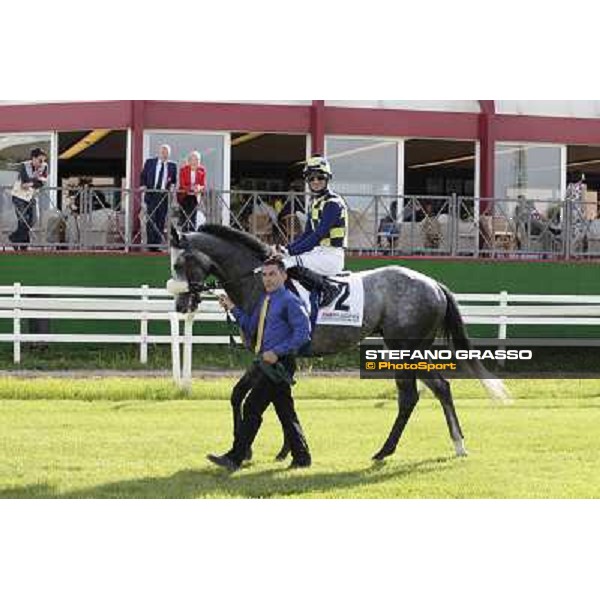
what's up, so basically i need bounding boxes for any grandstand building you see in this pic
[2,100,600,196]
[2,100,600,260]
[2,101,600,317]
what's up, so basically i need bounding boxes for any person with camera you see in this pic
[9,147,48,249]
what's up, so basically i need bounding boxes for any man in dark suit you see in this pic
[140,144,177,250]
[208,257,312,472]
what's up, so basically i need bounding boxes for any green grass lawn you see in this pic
[1,377,599,499]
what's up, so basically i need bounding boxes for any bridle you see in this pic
[181,249,258,299]
[179,248,260,349]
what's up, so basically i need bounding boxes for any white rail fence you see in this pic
[0,284,237,389]
[2,284,600,389]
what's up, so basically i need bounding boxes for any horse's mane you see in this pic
[197,224,270,259]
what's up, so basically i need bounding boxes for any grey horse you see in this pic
[169,224,509,461]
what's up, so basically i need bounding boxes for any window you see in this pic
[495,144,562,201]
[0,132,52,219]
[0,133,51,187]
[325,137,399,250]
[325,137,398,199]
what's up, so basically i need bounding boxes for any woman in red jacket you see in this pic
[178,151,206,231]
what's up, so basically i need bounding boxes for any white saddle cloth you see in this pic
[294,272,364,327]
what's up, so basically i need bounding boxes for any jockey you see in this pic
[279,155,347,307]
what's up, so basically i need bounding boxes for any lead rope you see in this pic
[199,283,240,354]
[192,283,238,352]
[183,262,260,357]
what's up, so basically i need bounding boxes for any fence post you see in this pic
[140,284,149,364]
[498,290,508,367]
[13,282,21,364]
[182,314,194,392]
[170,312,181,386]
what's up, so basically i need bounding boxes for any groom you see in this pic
[207,257,312,472]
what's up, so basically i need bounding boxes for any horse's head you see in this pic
[168,223,270,315]
[168,226,214,313]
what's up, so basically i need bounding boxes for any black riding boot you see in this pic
[287,266,339,308]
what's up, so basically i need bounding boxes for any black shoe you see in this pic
[274,449,289,462]
[207,453,240,472]
[288,457,312,470]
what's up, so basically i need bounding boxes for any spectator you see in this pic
[141,144,177,250]
[278,181,306,220]
[67,177,108,214]
[421,200,442,249]
[402,198,425,222]
[236,193,264,230]
[515,195,543,237]
[377,200,400,252]
[275,182,306,244]
[178,151,206,232]
[9,147,48,250]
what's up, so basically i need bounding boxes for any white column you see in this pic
[560,144,567,200]
[221,132,231,225]
[397,139,405,218]
[182,314,194,392]
[170,312,181,386]
[49,132,58,189]
[474,141,481,257]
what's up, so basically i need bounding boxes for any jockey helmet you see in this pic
[303,155,333,180]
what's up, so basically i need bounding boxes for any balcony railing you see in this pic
[1,186,599,260]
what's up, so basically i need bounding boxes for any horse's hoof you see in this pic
[274,452,288,462]
[372,452,388,462]
[453,439,468,458]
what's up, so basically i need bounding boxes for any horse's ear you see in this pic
[170,225,181,248]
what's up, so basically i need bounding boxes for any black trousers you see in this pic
[10,197,36,246]
[227,357,310,465]
[145,192,169,246]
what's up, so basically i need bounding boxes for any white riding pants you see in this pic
[282,246,345,276]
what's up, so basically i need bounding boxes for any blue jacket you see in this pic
[140,158,178,190]
[232,286,310,356]
[287,198,343,255]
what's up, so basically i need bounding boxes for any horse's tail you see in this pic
[439,283,512,404]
